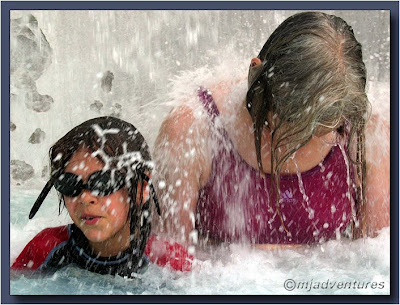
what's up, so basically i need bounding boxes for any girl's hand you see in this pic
[144,235,194,271]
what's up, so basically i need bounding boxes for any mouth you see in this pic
[81,214,102,225]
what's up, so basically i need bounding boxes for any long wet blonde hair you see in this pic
[246,11,370,237]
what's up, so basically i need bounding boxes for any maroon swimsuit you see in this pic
[196,88,356,244]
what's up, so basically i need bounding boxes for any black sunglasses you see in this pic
[29,170,160,219]
[54,170,125,197]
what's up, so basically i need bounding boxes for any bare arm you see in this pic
[362,113,390,237]
[152,104,212,245]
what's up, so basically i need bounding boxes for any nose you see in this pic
[79,189,98,205]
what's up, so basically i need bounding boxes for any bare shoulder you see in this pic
[158,105,201,140]
[363,113,390,237]
[154,100,213,187]
[208,75,247,115]
[155,102,212,153]
[365,112,390,167]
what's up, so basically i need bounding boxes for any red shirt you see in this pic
[12,225,193,272]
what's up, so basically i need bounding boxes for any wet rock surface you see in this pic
[41,165,49,178]
[10,13,54,112]
[10,160,35,181]
[101,71,114,92]
[28,128,46,144]
[11,14,52,87]
[90,100,104,112]
[24,91,54,112]
[110,103,122,118]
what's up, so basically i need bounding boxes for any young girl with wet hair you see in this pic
[154,11,389,247]
[12,116,192,277]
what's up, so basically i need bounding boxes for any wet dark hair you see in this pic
[50,116,152,210]
[246,12,369,236]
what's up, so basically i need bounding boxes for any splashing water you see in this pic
[10,189,390,295]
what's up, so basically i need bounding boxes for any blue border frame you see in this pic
[389,4,399,303]
[0,1,398,10]
[1,1,399,304]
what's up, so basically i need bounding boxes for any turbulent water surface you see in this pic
[10,188,390,295]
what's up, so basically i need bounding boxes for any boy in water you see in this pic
[12,116,192,277]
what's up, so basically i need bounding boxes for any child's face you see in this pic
[63,147,130,246]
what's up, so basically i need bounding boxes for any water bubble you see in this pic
[335,228,342,240]
[53,153,62,162]
[188,245,195,254]
[27,260,34,269]
[189,230,198,244]
[158,180,166,189]
[308,208,315,219]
